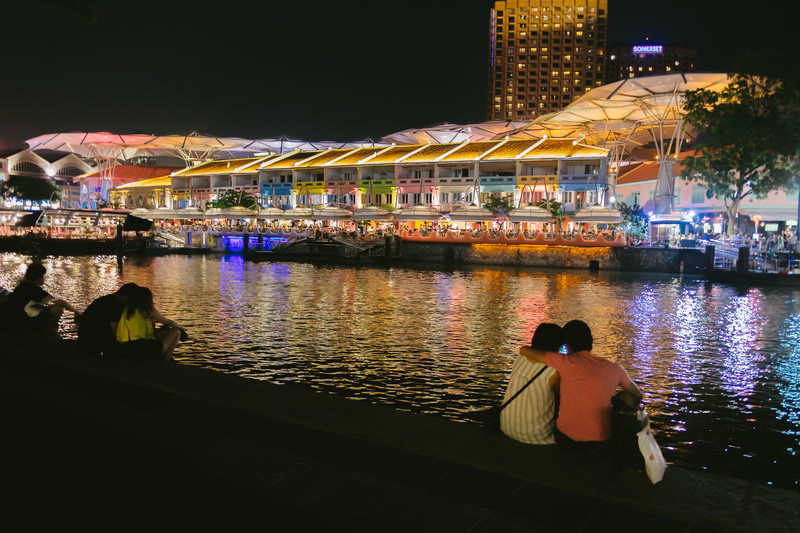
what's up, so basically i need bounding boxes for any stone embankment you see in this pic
[4,339,798,532]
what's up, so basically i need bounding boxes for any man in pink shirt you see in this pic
[520,320,642,451]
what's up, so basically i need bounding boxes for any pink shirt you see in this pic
[544,350,633,442]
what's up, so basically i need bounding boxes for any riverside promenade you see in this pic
[3,340,799,532]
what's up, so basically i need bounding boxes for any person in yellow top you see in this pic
[114,286,187,360]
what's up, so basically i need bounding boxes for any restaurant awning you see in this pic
[570,205,623,224]
[394,205,441,221]
[353,206,393,221]
[448,205,496,222]
[508,205,555,223]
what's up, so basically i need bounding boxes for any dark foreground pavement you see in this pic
[2,340,799,532]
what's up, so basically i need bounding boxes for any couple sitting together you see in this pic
[501,320,642,451]
[78,283,187,360]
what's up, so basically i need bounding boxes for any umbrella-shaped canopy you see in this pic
[257,207,289,220]
[447,205,495,222]
[495,73,730,150]
[394,205,441,221]
[127,208,153,218]
[570,205,623,224]
[311,206,352,220]
[170,207,205,220]
[382,121,529,145]
[219,206,257,219]
[508,205,556,223]
[353,206,393,221]
[282,207,315,220]
[26,132,158,155]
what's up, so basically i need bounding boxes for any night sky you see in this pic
[0,0,796,150]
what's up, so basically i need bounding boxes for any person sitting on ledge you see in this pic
[0,262,82,338]
[114,286,187,360]
[78,283,140,357]
[501,323,563,445]
[519,320,642,454]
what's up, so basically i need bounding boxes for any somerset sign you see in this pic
[633,45,663,54]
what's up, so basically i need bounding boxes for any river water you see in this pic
[2,252,799,489]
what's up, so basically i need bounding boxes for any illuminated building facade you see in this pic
[487,0,608,121]
[114,139,609,214]
[605,43,696,82]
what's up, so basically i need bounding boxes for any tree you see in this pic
[0,175,60,205]
[483,196,514,216]
[617,202,647,240]
[533,198,562,218]
[681,73,800,235]
[208,189,257,209]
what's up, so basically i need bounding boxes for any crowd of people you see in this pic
[501,320,642,454]
[0,262,187,360]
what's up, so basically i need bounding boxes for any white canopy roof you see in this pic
[394,205,441,221]
[508,205,555,223]
[496,73,730,152]
[353,206,393,221]
[382,121,530,145]
[570,205,623,224]
[447,205,496,222]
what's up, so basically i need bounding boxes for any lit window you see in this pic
[638,66,643,71]
[648,66,653,71]
[518,63,526,69]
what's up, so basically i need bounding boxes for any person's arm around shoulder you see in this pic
[519,345,546,363]
[520,345,563,366]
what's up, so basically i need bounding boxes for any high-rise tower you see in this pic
[487,0,608,121]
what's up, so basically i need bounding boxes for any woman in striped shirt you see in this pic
[500,323,564,445]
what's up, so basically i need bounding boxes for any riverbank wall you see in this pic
[4,339,797,532]
[396,241,706,274]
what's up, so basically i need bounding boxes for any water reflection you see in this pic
[2,252,799,489]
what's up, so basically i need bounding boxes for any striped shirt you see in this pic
[500,356,558,445]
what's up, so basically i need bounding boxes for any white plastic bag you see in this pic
[637,421,667,484]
